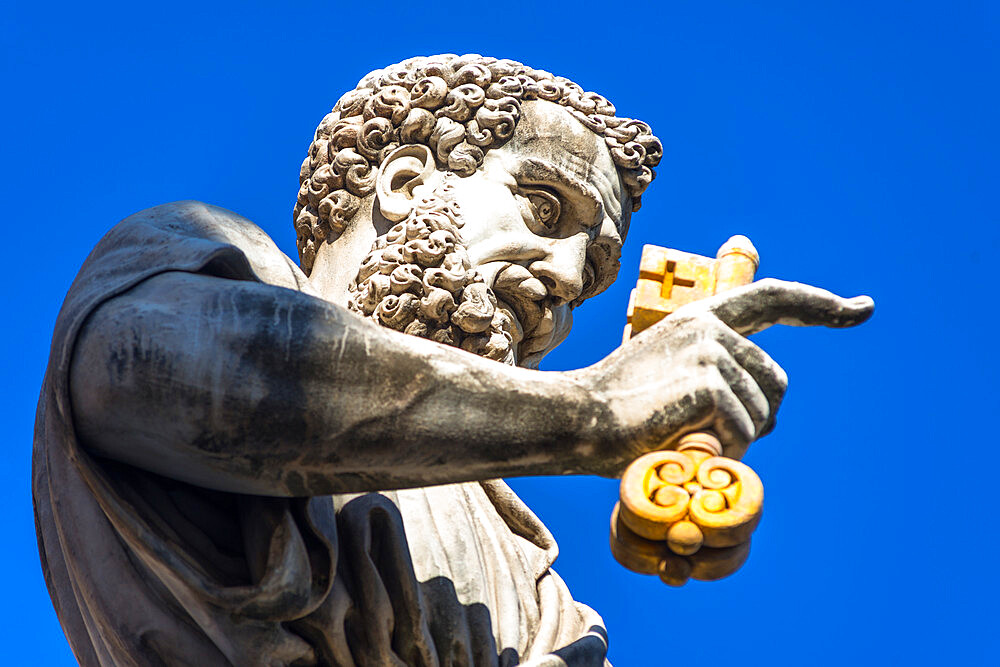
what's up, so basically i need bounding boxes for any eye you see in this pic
[521,188,562,232]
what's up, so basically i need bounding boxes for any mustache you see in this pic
[477,262,561,360]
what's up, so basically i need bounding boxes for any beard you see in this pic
[347,187,518,365]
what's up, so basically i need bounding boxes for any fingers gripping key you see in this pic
[613,236,765,586]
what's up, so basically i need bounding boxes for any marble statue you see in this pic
[33,54,873,666]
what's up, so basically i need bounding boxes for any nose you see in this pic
[528,234,588,305]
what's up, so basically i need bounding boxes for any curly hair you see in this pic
[294,54,664,274]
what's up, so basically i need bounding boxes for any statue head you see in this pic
[296,54,663,368]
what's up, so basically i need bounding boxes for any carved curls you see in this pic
[347,194,514,363]
[294,54,664,274]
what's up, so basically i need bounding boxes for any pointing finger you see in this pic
[687,278,875,335]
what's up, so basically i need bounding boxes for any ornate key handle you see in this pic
[611,236,765,586]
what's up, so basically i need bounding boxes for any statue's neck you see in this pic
[307,223,379,306]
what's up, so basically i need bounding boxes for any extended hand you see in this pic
[577,278,874,475]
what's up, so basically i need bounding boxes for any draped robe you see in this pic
[32,201,609,666]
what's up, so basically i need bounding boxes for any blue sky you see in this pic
[2,1,997,664]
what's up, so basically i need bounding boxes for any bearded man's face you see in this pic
[345,100,632,368]
[437,101,631,368]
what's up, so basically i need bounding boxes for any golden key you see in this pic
[611,236,766,586]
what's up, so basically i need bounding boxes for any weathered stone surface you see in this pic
[33,54,873,665]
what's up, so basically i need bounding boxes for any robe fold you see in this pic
[33,201,609,666]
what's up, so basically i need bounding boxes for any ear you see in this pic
[375,144,436,222]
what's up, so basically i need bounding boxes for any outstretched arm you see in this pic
[70,271,872,496]
[70,271,609,495]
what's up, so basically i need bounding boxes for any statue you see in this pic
[32,54,873,666]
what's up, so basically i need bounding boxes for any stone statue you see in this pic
[33,54,873,666]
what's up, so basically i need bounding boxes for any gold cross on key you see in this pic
[623,236,760,342]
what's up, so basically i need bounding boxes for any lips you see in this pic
[477,262,559,366]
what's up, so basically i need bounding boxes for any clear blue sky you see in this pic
[3,2,996,664]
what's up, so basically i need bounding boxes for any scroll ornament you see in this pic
[611,236,766,586]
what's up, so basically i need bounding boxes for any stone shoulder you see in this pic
[111,200,309,292]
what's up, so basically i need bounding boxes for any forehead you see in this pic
[498,100,628,223]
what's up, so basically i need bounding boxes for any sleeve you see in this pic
[33,201,334,666]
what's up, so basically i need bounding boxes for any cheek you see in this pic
[450,178,525,245]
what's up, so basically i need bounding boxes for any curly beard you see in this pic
[347,188,517,365]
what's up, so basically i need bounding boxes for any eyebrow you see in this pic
[510,156,622,227]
